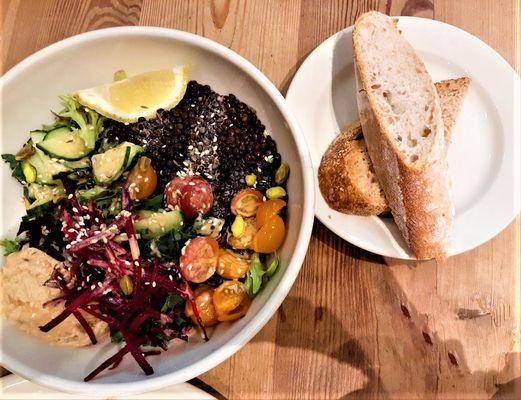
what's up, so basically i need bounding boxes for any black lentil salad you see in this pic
[104,81,283,218]
[1,68,290,381]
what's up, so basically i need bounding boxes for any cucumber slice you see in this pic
[134,210,184,238]
[62,156,91,170]
[26,151,70,184]
[27,183,65,206]
[36,127,92,161]
[76,186,108,202]
[91,141,142,186]
[30,130,48,145]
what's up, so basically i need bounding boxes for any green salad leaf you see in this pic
[265,253,280,278]
[139,227,195,262]
[138,194,164,211]
[42,95,105,149]
[2,154,25,183]
[110,331,124,344]
[0,236,27,256]
[245,253,280,298]
[23,201,55,221]
[161,294,184,312]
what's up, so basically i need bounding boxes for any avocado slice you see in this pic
[91,141,142,186]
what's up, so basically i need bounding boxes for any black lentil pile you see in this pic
[104,81,281,218]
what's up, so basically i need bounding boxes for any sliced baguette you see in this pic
[318,77,470,217]
[353,11,452,259]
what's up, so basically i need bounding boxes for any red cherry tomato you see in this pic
[164,176,188,209]
[180,179,213,219]
[180,237,219,283]
[165,176,213,219]
[230,189,263,217]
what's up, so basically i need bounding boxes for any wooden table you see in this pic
[2,0,520,398]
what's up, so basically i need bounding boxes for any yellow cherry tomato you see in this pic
[185,286,219,327]
[256,198,286,228]
[213,280,247,318]
[216,248,250,279]
[252,215,285,253]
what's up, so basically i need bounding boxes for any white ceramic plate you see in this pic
[0,374,215,399]
[0,27,314,395]
[286,16,520,259]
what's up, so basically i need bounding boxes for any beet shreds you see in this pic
[38,188,200,381]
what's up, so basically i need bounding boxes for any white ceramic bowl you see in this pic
[0,27,314,396]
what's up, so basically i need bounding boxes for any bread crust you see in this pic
[436,77,470,144]
[353,11,453,259]
[318,121,389,215]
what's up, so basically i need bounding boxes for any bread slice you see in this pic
[318,121,389,215]
[436,77,470,144]
[353,11,453,259]
[318,77,470,218]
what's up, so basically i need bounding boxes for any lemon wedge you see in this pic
[73,66,189,123]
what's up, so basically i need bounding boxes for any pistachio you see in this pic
[266,186,287,199]
[231,215,245,238]
[22,162,37,183]
[275,163,290,184]
[15,143,36,161]
[245,174,257,186]
[113,69,127,82]
[119,275,134,295]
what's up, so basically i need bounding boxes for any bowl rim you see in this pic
[0,26,315,395]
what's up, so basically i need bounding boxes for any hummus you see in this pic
[0,246,107,347]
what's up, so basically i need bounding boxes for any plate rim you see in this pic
[0,374,215,399]
[286,16,521,260]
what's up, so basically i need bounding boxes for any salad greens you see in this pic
[54,95,105,149]
[0,237,26,256]
[245,252,279,297]
[1,154,24,183]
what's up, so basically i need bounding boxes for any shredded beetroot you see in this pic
[84,346,131,382]
[39,187,202,381]
[73,311,97,345]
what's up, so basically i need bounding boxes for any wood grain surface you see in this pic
[1,1,520,399]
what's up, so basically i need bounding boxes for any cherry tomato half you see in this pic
[213,280,249,320]
[180,237,219,283]
[164,176,187,209]
[217,248,250,279]
[185,286,218,327]
[230,189,263,217]
[165,176,213,219]
[218,296,251,322]
[256,198,286,227]
[252,214,286,253]
[125,157,158,201]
